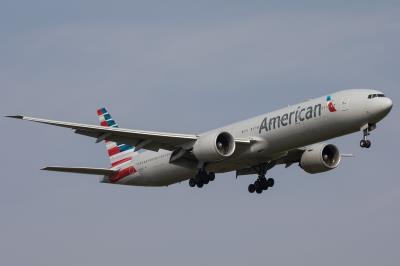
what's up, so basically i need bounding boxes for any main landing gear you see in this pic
[360,126,372,149]
[189,169,215,188]
[248,163,275,194]
[248,177,274,194]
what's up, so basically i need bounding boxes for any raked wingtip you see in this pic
[4,115,24,119]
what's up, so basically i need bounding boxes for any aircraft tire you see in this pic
[360,140,367,148]
[365,140,371,148]
[248,184,255,193]
[189,178,196,187]
[209,173,215,181]
[260,179,269,190]
[267,178,275,188]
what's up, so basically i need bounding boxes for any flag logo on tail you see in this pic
[97,107,136,182]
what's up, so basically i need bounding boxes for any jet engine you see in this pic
[300,144,341,174]
[192,131,236,162]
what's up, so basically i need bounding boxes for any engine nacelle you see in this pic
[300,144,341,174]
[192,131,236,162]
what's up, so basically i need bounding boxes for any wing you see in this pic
[7,115,252,152]
[7,115,199,151]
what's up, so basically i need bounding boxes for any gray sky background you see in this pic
[1,1,399,265]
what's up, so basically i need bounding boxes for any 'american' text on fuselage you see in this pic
[259,103,322,133]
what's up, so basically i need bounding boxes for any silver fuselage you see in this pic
[113,89,392,186]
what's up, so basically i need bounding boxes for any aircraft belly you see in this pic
[124,162,196,187]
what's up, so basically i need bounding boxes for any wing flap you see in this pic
[42,166,118,176]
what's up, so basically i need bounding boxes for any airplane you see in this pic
[6,89,393,194]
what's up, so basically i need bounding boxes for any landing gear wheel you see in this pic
[209,173,215,182]
[360,140,371,148]
[199,171,210,184]
[194,169,215,188]
[260,178,269,190]
[365,140,371,148]
[248,184,255,193]
[189,178,196,187]
[360,140,367,148]
[267,178,275,188]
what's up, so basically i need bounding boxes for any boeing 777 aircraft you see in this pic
[7,89,393,194]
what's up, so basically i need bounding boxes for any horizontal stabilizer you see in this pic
[41,166,118,176]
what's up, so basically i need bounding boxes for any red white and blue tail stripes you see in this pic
[97,107,119,128]
[97,107,136,182]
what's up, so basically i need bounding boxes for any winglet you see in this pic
[5,115,24,119]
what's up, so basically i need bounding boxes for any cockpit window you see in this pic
[368,94,385,99]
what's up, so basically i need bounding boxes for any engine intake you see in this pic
[192,132,236,162]
[300,144,341,174]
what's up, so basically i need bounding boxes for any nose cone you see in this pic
[368,97,393,122]
[381,97,393,115]
[387,98,393,109]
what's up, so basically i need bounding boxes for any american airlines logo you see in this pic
[259,103,322,133]
[326,96,337,112]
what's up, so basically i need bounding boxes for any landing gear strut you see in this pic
[360,127,372,149]
[189,169,215,188]
[248,163,275,194]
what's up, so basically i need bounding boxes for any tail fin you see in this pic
[96,108,135,168]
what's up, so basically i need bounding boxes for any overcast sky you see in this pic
[1,1,399,266]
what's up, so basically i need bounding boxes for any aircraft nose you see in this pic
[376,97,393,119]
[367,95,393,123]
[382,97,393,113]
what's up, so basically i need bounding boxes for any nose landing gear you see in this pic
[360,126,373,149]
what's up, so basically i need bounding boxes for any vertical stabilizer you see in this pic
[96,108,136,169]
